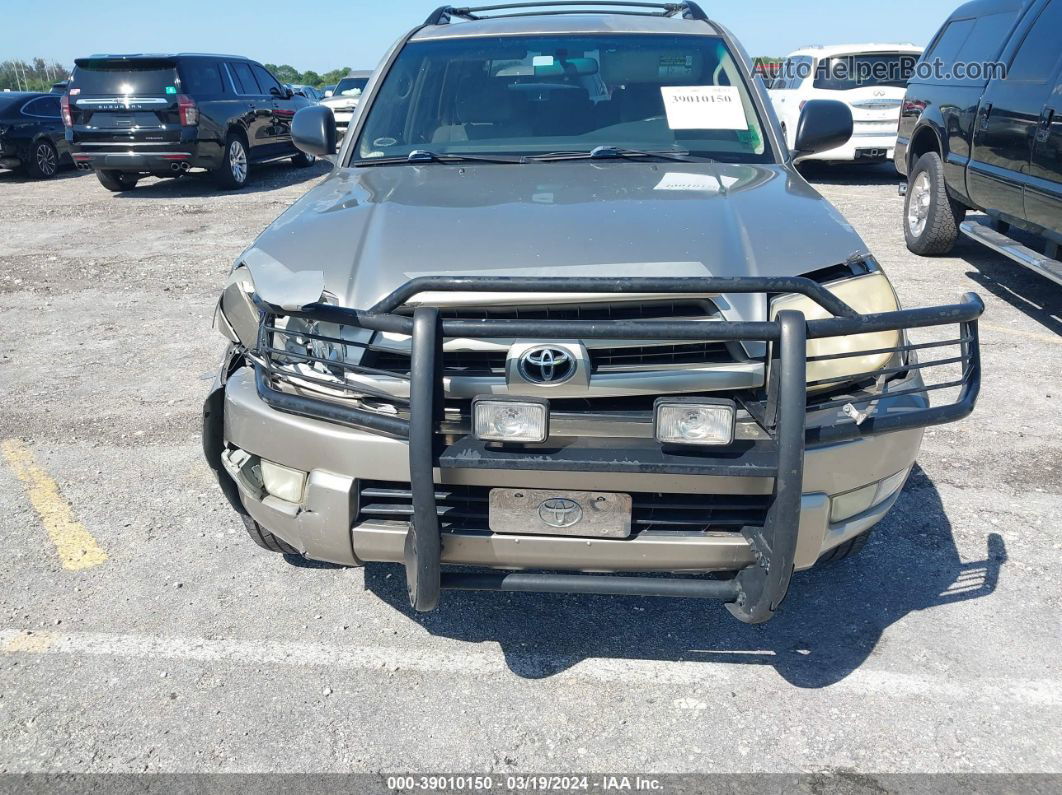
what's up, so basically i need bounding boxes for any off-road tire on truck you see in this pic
[816,529,872,564]
[904,151,965,256]
[96,169,139,192]
[241,515,298,555]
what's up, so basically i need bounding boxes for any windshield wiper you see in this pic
[530,146,704,163]
[354,150,525,166]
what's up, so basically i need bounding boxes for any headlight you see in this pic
[770,271,901,390]
[216,265,369,375]
[273,314,368,372]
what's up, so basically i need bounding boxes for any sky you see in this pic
[3,0,965,73]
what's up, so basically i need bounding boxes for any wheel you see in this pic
[241,515,298,555]
[816,530,872,564]
[214,133,250,189]
[96,169,139,192]
[24,140,59,179]
[291,150,316,168]
[904,151,965,255]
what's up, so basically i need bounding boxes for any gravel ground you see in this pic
[0,160,1059,778]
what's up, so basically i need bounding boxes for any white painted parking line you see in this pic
[980,323,1061,345]
[2,628,1059,706]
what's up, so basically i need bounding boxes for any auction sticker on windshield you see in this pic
[661,85,747,130]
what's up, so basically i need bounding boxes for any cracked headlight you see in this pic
[215,266,370,380]
[271,315,369,373]
[771,271,901,391]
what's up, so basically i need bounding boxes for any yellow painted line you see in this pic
[980,323,1061,345]
[1,439,107,571]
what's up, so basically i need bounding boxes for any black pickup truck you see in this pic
[896,0,1062,287]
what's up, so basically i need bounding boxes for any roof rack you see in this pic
[425,1,710,25]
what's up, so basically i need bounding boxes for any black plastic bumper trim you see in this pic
[438,436,779,477]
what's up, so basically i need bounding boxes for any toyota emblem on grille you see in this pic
[518,346,576,385]
[539,498,583,528]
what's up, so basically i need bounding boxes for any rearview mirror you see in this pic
[792,99,853,157]
[292,105,337,157]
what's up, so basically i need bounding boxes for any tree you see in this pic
[0,59,69,92]
[320,67,353,88]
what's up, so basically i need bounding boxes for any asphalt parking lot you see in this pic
[0,160,1060,776]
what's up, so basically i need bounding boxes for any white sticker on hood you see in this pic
[660,86,747,130]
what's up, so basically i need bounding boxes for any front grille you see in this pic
[355,481,770,535]
[363,341,735,376]
[422,300,718,322]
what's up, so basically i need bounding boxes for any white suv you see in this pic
[769,44,922,166]
[320,70,373,138]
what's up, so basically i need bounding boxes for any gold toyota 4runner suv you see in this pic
[203,2,984,623]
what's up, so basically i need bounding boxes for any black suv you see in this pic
[64,53,315,191]
[896,0,1062,286]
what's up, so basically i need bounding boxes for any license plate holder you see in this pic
[488,488,632,538]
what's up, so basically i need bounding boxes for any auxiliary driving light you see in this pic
[654,399,735,446]
[473,397,549,443]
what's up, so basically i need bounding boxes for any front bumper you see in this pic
[205,275,984,623]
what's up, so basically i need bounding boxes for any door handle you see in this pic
[978,103,993,131]
[1037,107,1055,143]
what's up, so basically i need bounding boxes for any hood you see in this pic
[243,160,868,322]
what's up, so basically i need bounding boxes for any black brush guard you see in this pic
[251,276,984,623]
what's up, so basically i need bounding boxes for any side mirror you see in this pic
[285,87,294,99]
[292,105,337,157]
[792,99,853,157]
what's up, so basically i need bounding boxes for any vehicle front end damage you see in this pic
[204,259,983,624]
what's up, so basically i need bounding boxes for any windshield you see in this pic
[354,34,772,163]
[813,53,917,91]
[334,77,369,98]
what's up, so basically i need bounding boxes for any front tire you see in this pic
[96,169,139,192]
[816,529,872,564]
[24,140,59,179]
[904,151,964,255]
[291,150,316,168]
[241,516,298,555]
[214,133,250,190]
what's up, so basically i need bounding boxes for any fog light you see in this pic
[260,459,307,503]
[830,467,911,523]
[654,399,735,446]
[473,398,549,443]
[829,483,876,523]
